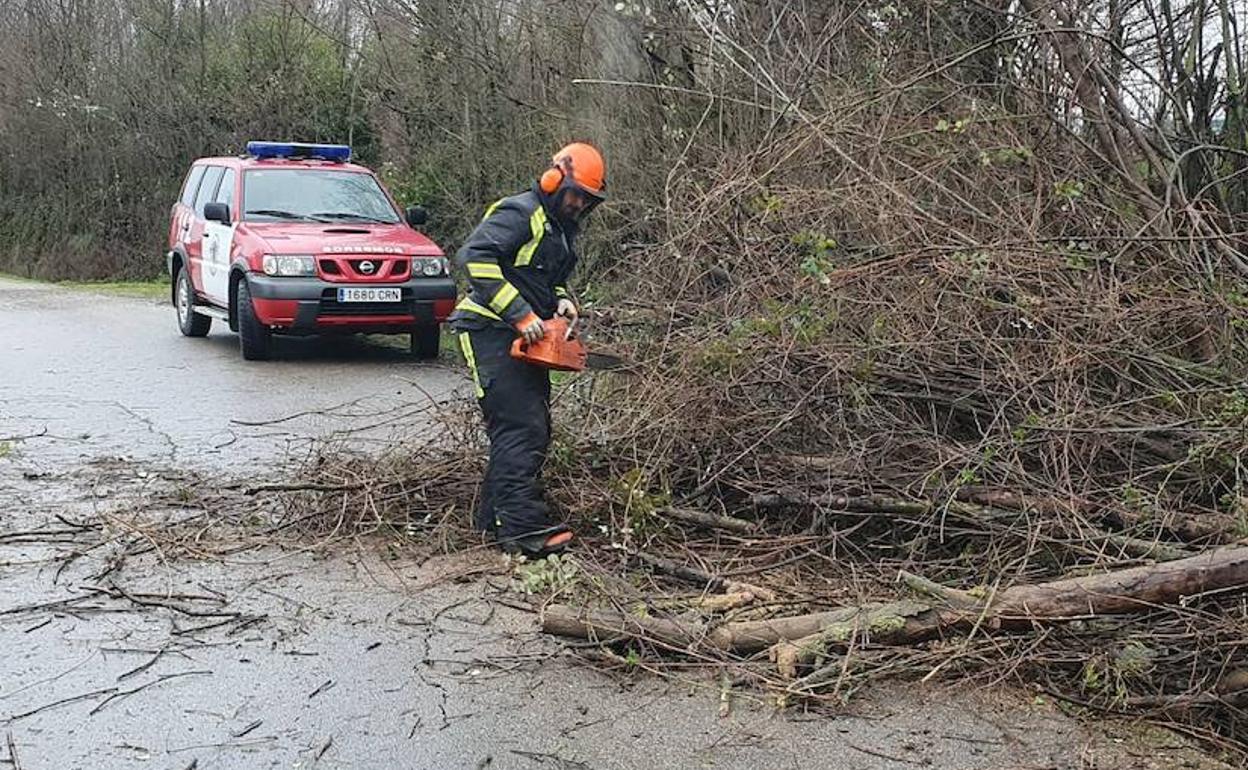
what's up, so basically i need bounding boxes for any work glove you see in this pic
[555,298,579,340]
[515,312,547,345]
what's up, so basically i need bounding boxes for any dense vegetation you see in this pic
[0,0,661,277]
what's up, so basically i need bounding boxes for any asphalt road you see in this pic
[0,276,465,470]
[0,277,1219,770]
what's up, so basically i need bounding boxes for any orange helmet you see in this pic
[540,142,606,199]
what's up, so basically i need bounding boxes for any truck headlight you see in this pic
[262,255,316,276]
[412,257,445,276]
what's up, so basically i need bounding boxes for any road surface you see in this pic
[0,277,1220,769]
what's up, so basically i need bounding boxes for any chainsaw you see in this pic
[509,316,625,372]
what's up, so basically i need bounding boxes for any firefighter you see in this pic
[450,142,606,557]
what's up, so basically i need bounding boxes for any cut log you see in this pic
[540,605,705,650]
[627,549,777,602]
[768,601,937,677]
[759,486,1236,545]
[652,591,758,614]
[991,545,1248,619]
[656,507,757,534]
[1108,506,1238,544]
[957,485,1237,544]
[629,550,724,591]
[751,492,932,515]
[1099,533,1191,563]
[749,492,1017,525]
[955,487,1098,516]
[691,592,759,613]
[897,570,979,607]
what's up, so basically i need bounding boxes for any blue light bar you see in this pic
[246,141,351,162]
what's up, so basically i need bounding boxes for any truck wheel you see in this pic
[411,325,440,359]
[236,279,272,361]
[175,265,212,338]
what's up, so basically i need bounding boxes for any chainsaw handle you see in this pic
[508,316,588,372]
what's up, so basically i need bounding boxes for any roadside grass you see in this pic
[1,271,168,300]
[60,279,167,300]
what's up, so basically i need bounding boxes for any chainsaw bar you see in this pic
[585,351,628,370]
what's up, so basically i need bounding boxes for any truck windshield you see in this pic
[242,169,400,224]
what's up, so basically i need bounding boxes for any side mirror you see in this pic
[204,202,231,224]
[405,206,428,227]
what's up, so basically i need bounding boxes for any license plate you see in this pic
[337,287,401,303]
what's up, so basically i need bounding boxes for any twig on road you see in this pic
[85,583,236,618]
[5,685,119,722]
[171,614,257,637]
[117,647,169,681]
[0,652,98,702]
[510,749,591,769]
[20,619,51,634]
[308,680,335,699]
[2,595,104,617]
[315,736,333,762]
[88,671,211,716]
[6,730,21,770]
[845,742,923,765]
[0,427,47,443]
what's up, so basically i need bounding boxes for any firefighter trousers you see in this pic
[457,325,554,540]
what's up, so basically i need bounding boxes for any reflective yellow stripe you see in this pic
[482,198,505,221]
[489,282,520,314]
[515,206,546,267]
[455,297,502,321]
[458,333,484,398]
[467,262,503,280]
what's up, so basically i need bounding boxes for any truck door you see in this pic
[201,168,236,304]
[189,165,224,304]
[171,165,206,261]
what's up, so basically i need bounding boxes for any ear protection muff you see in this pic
[539,166,563,194]
[539,154,574,194]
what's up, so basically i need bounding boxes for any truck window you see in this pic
[214,169,237,210]
[194,166,225,217]
[180,166,206,207]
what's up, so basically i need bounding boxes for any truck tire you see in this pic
[411,325,440,359]
[175,265,212,338]
[236,279,272,361]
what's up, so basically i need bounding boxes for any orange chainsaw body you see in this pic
[510,317,588,372]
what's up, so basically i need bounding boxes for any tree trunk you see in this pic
[991,545,1248,619]
[542,547,1248,667]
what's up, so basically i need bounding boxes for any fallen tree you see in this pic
[542,545,1248,675]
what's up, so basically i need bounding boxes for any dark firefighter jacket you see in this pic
[449,186,577,330]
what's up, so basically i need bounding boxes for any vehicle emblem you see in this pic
[359,260,376,274]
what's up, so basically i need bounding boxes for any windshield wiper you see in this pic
[309,209,391,222]
[312,211,395,224]
[245,209,329,222]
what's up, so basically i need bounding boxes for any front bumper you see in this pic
[247,274,457,333]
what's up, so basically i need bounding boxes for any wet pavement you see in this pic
[0,277,1226,769]
[0,277,464,469]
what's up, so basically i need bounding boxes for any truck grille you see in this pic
[317,256,409,281]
